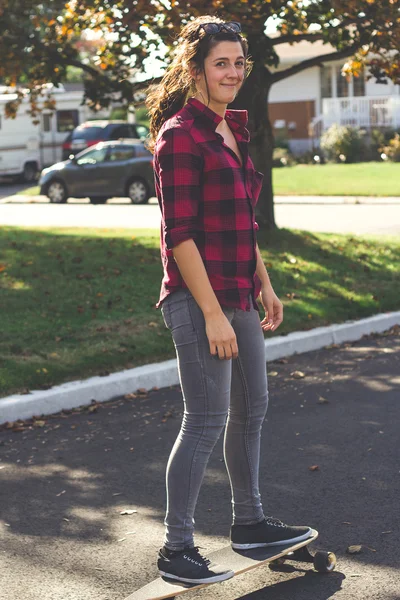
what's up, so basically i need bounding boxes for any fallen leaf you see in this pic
[291,371,305,379]
[347,545,362,554]
[318,396,329,404]
[309,465,319,471]
[269,371,278,377]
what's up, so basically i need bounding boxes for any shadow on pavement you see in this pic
[0,330,399,598]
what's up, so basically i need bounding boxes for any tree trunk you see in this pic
[232,64,276,230]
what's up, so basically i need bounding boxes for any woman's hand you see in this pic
[259,284,283,333]
[205,312,238,360]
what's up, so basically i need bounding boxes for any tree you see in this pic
[1,0,399,229]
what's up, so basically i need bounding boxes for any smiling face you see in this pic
[192,40,246,114]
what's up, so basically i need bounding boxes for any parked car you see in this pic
[39,140,155,204]
[62,120,149,160]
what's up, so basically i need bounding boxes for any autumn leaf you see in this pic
[347,545,362,554]
[291,370,305,379]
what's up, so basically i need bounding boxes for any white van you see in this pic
[0,85,109,181]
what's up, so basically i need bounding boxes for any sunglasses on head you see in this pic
[198,21,242,36]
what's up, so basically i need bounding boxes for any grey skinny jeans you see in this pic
[160,287,269,550]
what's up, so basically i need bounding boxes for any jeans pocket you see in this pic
[162,289,196,333]
[161,302,172,330]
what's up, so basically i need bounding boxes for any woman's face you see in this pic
[193,40,246,112]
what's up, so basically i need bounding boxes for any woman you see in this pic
[146,15,312,584]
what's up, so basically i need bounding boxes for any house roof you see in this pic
[272,38,337,65]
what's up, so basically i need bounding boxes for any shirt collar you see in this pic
[186,97,249,141]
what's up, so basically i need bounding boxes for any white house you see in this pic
[269,39,400,154]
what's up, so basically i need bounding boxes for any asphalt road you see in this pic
[0,178,32,199]
[1,328,399,600]
[1,186,400,235]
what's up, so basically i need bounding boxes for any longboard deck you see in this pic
[127,529,318,600]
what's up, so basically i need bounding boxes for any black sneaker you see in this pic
[231,517,312,549]
[157,546,234,584]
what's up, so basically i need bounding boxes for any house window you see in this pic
[57,110,79,132]
[337,70,349,98]
[321,65,366,98]
[353,69,366,96]
[320,66,332,99]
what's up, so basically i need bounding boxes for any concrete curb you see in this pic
[1,311,399,425]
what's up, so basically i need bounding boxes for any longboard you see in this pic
[126,529,336,600]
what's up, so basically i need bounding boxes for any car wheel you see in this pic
[47,180,68,203]
[22,162,38,183]
[127,178,150,205]
[90,197,108,205]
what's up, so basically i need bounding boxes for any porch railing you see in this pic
[310,95,400,140]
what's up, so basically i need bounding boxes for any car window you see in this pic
[134,124,149,140]
[76,146,108,166]
[109,125,134,140]
[108,146,136,161]
[72,126,104,141]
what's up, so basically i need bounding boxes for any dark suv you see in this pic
[62,120,149,160]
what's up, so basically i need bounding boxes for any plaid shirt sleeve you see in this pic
[156,126,203,251]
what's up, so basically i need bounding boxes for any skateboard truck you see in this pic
[270,544,337,573]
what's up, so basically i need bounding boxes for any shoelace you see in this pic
[265,517,286,528]
[187,546,211,566]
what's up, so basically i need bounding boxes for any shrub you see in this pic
[273,147,295,167]
[294,150,325,165]
[274,131,290,150]
[382,133,400,162]
[320,124,367,163]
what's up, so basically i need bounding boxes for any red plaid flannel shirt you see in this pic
[154,97,264,312]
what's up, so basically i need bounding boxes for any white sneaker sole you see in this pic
[231,528,312,550]
[158,569,234,584]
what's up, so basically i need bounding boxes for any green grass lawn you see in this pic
[1,226,399,398]
[24,162,400,198]
[273,162,400,196]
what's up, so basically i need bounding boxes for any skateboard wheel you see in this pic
[313,551,336,573]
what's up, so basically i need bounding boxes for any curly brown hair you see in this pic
[145,15,252,153]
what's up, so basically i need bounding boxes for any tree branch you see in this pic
[271,44,361,83]
[271,32,324,46]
